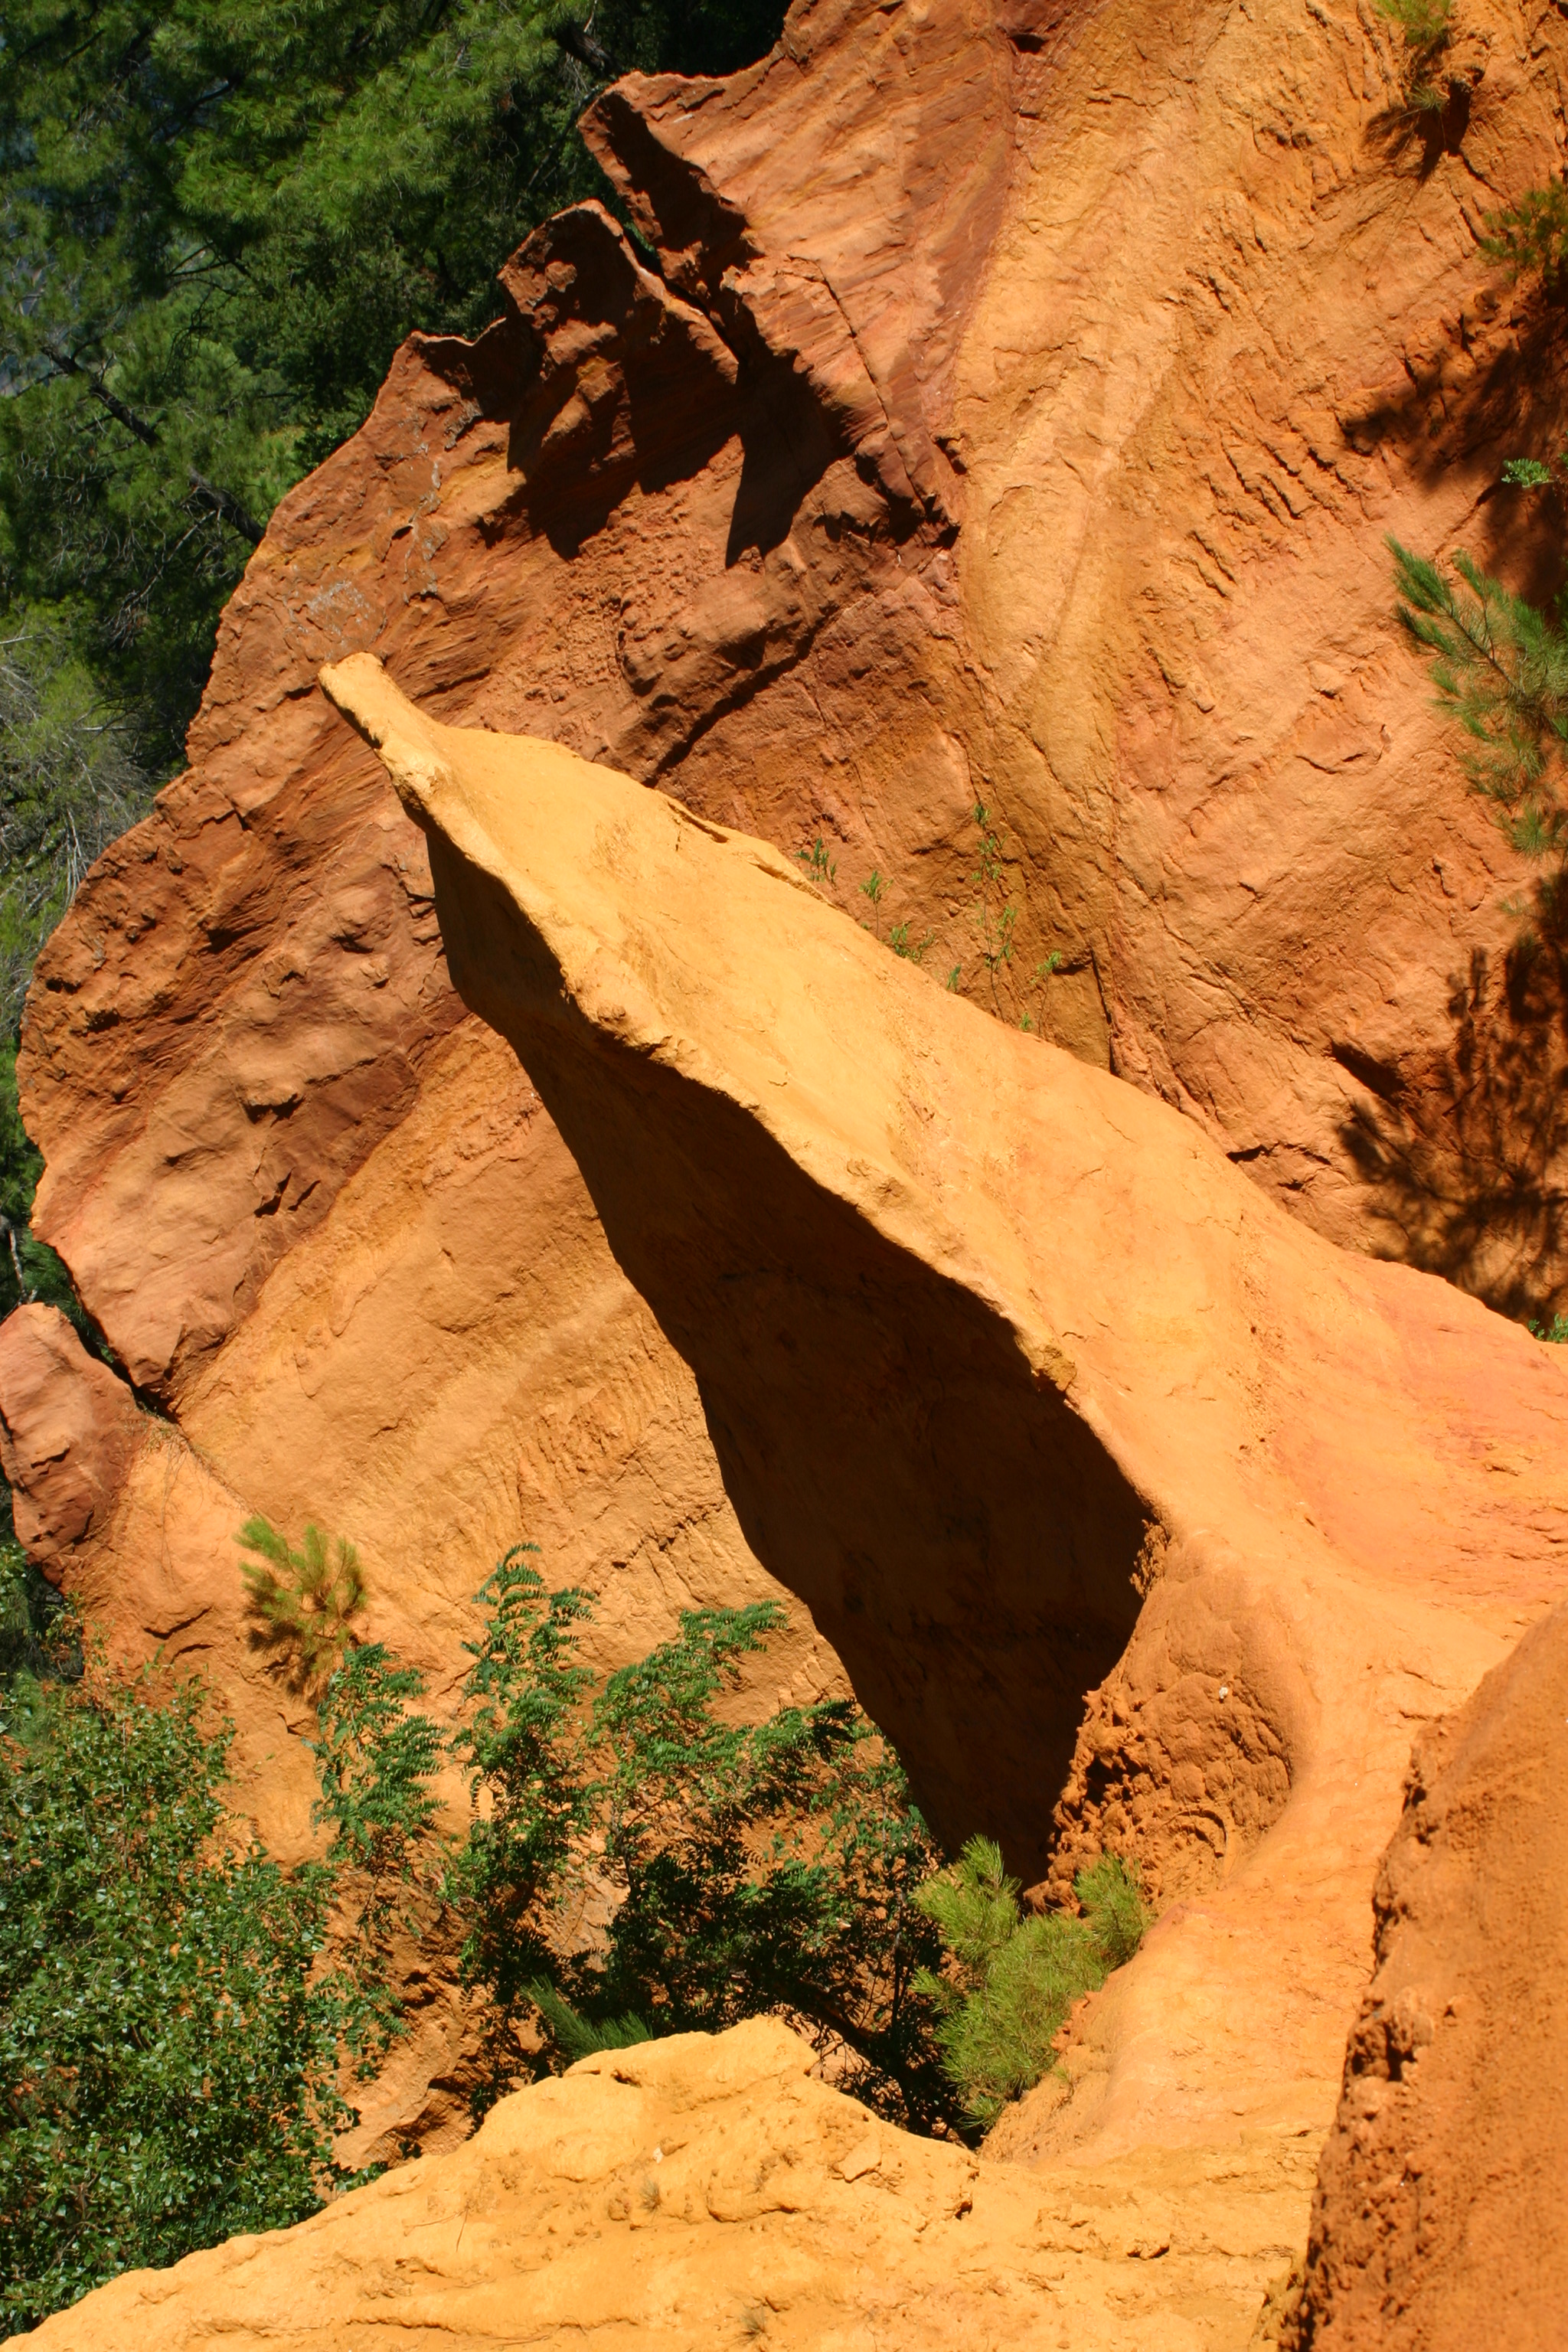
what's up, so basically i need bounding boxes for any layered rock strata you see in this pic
[318,655,1568,2193]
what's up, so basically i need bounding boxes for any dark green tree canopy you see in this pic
[0,0,783,1023]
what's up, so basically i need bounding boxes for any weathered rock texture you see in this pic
[25,2017,1320,2352]
[9,0,1568,1743]
[6,0,1568,2264]
[319,655,1568,2207]
[1287,1596,1568,2350]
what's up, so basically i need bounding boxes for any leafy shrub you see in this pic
[446,1550,952,2130]
[0,1642,356,2335]
[3,1525,1151,2333]
[913,1836,1148,2127]
[309,1642,446,2071]
[238,1516,367,1690]
[0,1539,52,1689]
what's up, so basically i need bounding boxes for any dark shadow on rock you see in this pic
[1338,276,1568,595]
[726,348,843,565]
[1338,890,1568,1321]
[430,841,1149,1885]
[1364,79,1473,181]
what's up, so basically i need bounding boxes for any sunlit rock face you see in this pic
[5,0,1568,2238]
[1289,1596,1568,2352]
[318,651,1568,2193]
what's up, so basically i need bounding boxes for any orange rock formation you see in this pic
[9,0,1568,1754]
[6,0,1568,2314]
[1289,1596,1568,2350]
[21,2018,1317,2352]
[315,653,1568,2206]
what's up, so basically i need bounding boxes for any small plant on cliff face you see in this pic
[1388,538,1568,864]
[1484,182,1568,283]
[911,1837,1148,2128]
[1375,0,1456,112]
[237,1515,367,1690]
[969,801,1018,1011]
[855,871,935,965]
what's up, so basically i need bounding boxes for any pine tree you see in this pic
[0,0,786,1033]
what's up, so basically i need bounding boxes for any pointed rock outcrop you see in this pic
[318,652,1568,2173]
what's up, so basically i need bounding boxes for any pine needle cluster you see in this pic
[911,1836,1148,2127]
[1375,0,1457,113]
[237,1515,366,1690]
[1482,181,1568,283]
[1389,537,1568,863]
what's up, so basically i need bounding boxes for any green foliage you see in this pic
[854,866,934,964]
[969,801,1018,1008]
[0,1038,95,1336]
[523,1978,650,2063]
[1501,457,1559,491]
[1377,0,1454,39]
[0,1642,355,2334]
[1018,952,1065,1032]
[1482,179,1568,283]
[446,1557,952,2130]
[0,0,788,1027]
[887,920,933,962]
[589,1605,949,2127]
[0,1596,464,2331]
[1375,0,1455,111]
[237,1515,367,1690]
[1530,1311,1568,1342]
[443,1546,597,2100]
[1388,537,1568,861]
[795,838,838,886]
[0,1517,1152,2332]
[0,1525,67,1688]
[0,626,149,1034]
[309,1643,445,2072]
[913,1837,1148,2128]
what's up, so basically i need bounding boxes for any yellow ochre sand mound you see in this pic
[26,2018,1315,2351]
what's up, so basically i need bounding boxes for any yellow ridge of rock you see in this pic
[316,653,1568,2190]
[27,2017,1315,2351]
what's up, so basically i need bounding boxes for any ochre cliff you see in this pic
[318,655,1568,2212]
[11,0,1568,1768]
[1288,1596,1568,2350]
[5,0,1568,2295]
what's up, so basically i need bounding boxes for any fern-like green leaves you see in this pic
[447,1563,953,2131]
